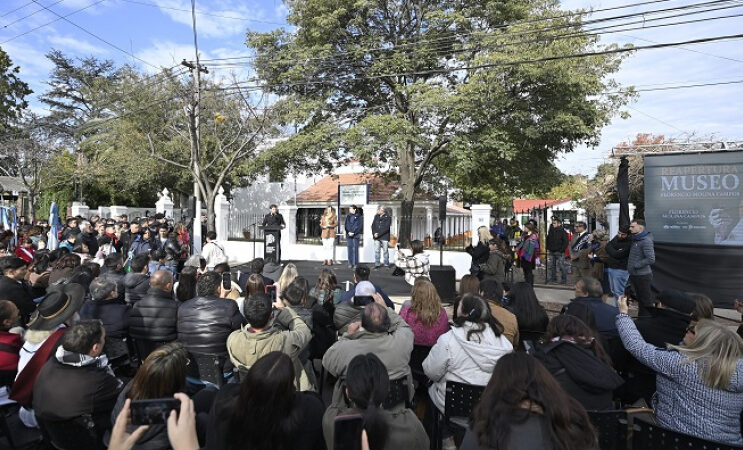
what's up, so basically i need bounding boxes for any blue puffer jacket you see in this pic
[628,231,655,276]
[345,213,362,236]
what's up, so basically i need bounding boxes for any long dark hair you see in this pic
[176,266,198,302]
[453,294,504,341]
[543,315,612,365]
[507,282,548,332]
[224,352,302,450]
[129,342,188,400]
[345,353,390,450]
[471,353,597,450]
[315,269,337,312]
[283,276,310,307]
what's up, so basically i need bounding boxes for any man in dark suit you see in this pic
[0,256,36,325]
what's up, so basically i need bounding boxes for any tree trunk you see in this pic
[205,192,216,233]
[398,144,417,248]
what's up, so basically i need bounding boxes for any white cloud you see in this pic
[148,0,261,38]
[47,35,107,55]
[136,40,213,73]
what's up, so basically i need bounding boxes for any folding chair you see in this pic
[37,414,104,450]
[632,417,743,450]
[0,403,43,449]
[382,377,411,410]
[430,381,485,450]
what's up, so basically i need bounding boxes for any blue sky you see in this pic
[1,0,741,176]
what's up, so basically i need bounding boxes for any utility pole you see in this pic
[183,0,208,255]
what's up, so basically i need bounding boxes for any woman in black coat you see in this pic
[465,226,492,278]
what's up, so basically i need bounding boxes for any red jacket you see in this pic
[0,330,22,371]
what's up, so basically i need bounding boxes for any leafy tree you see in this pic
[247,0,633,245]
[0,46,32,133]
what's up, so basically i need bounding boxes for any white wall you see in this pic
[230,174,319,213]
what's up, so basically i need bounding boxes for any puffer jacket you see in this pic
[78,298,130,339]
[628,230,655,276]
[101,269,126,303]
[127,288,179,342]
[177,296,244,356]
[124,273,150,305]
[227,307,312,390]
[423,322,513,413]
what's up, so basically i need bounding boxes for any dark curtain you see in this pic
[653,242,743,307]
[618,157,630,228]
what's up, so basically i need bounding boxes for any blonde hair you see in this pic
[277,263,298,294]
[478,226,492,245]
[668,319,743,390]
[322,206,336,221]
[410,278,443,327]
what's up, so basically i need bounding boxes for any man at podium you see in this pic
[262,204,286,229]
[262,204,286,263]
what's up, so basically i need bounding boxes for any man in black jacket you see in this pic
[0,256,36,325]
[123,254,150,305]
[79,277,129,339]
[546,217,569,284]
[78,220,99,256]
[128,270,178,344]
[371,206,392,269]
[177,271,244,358]
[604,227,632,303]
[33,320,123,438]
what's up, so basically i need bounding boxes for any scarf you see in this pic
[55,345,113,376]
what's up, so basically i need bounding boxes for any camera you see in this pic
[131,398,181,425]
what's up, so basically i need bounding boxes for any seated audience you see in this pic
[277,262,299,299]
[562,277,618,338]
[323,353,428,450]
[79,277,129,339]
[461,352,597,450]
[207,351,325,450]
[238,257,275,290]
[244,273,266,299]
[323,301,414,407]
[124,254,151,305]
[0,256,36,324]
[33,320,123,438]
[394,239,430,285]
[227,294,312,391]
[617,296,743,447]
[479,279,519,347]
[506,282,549,349]
[128,270,179,345]
[339,265,394,308]
[309,268,343,307]
[400,278,450,346]
[333,281,370,333]
[423,294,512,414]
[177,272,243,359]
[282,277,320,328]
[534,315,623,411]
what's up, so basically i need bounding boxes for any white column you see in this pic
[71,202,89,218]
[470,204,492,239]
[278,204,298,258]
[604,203,636,237]
[390,206,399,237]
[362,204,377,263]
[109,205,128,219]
[98,206,110,219]
[192,199,202,255]
[214,186,230,242]
[425,206,433,238]
[155,188,174,218]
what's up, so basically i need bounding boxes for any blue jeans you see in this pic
[347,236,360,267]
[549,251,567,283]
[607,267,629,304]
[374,239,389,266]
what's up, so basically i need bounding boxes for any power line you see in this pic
[29,0,160,69]
[1,0,106,44]
[0,1,35,18]
[1,0,67,29]
[115,0,286,25]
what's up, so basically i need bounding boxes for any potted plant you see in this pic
[242,227,251,240]
[424,235,432,247]
[389,235,398,247]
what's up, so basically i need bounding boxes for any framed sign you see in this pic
[339,184,369,206]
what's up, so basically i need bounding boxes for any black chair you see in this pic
[130,338,168,363]
[188,352,226,387]
[632,417,743,450]
[103,336,130,369]
[37,414,104,450]
[587,410,629,450]
[382,377,411,410]
[0,404,43,449]
[430,381,485,450]
[409,345,432,389]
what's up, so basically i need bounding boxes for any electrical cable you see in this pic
[1,0,67,29]
[1,0,106,44]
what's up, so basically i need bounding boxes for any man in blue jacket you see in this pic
[627,219,656,316]
[371,205,392,269]
[345,205,362,269]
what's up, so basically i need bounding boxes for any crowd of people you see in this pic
[0,211,741,450]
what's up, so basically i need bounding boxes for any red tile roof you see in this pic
[296,173,400,203]
[512,198,571,213]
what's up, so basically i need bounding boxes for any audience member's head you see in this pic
[277,263,298,293]
[361,302,391,334]
[562,302,599,336]
[283,277,310,307]
[213,262,231,274]
[1,256,27,280]
[176,266,198,302]
[454,294,504,339]
[410,278,442,327]
[89,277,118,302]
[246,273,266,298]
[196,272,222,298]
[410,240,424,255]
[471,353,596,450]
[459,274,480,296]
[689,292,714,321]
[314,269,338,302]
[345,353,390,449]
[32,251,51,274]
[479,279,504,303]
[104,254,124,271]
[655,289,696,315]
[150,270,174,293]
[250,258,265,274]
[506,282,547,331]
[0,300,19,331]
[244,294,273,329]
[544,314,612,365]
[129,342,189,400]
[61,320,105,357]
[354,264,371,282]
[84,261,101,278]
[131,254,150,275]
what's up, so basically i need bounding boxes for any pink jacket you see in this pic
[400,306,450,347]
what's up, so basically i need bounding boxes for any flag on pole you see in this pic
[48,202,60,251]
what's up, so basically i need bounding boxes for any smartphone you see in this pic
[265,284,277,299]
[334,414,364,450]
[222,272,232,291]
[353,295,374,307]
[131,398,180,425]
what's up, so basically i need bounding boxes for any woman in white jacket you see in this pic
[422,294,513,414]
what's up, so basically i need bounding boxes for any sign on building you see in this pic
[339,184,369,206]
